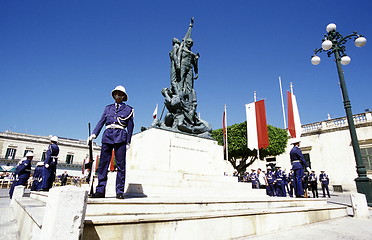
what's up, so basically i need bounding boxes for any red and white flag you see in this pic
[152,104,158,119]
[222,105,228,160]
[245,100,269,150]
[287,91,302,138]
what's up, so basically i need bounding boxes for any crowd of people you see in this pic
[231,138,331,198]
[238,167,330,198]
[7,135,60,198]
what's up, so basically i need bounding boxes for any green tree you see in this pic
[211,122,288,178]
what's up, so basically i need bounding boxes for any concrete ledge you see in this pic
[83,204,347,239]
[86,197,328,216]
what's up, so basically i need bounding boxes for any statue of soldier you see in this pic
[169,38,181,95]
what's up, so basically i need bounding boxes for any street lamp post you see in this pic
[311,23,372,206]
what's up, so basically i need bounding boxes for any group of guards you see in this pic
[9,136,60,198]
[246,167,330,198]
[244,138,331,198]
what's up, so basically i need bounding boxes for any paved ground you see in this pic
[1,189,371,240]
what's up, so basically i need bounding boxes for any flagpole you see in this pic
[253,92,260,160]
[290,82,294,94]
[278,77,287,129]
[224,104,228,161]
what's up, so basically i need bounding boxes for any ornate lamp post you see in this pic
[311,23,372,206]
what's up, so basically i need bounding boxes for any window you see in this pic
[303,153,311,169]
[361,147,372,171]
[41,152,46,161]
[5,148,17,159]
[66,154,74,164]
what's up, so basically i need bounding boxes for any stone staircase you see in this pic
[12,189,347,240]
[82,195,346,239]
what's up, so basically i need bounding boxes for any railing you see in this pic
[302,112,372,134]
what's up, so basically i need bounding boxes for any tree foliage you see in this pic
[211,122,288,176]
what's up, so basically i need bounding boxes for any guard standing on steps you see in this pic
[274,166,286,197]
[89,85,134,199]
[40,136,59,191]
[288,169,294,197]
[265,166,276,196]
[289,138,311,198]
[31,161,44,191]
[9,152,33,198]
[249,169,259,188]
[320,170,331,198]
[309,170,319,198]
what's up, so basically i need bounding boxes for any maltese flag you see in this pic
[245,100,269,150]
[287,91,302,138]
[152,104,158,119]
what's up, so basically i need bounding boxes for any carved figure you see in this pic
[144,18,212,138]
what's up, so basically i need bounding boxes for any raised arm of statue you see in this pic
[184,17,194,42]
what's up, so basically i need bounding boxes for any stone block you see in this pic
[40,186,88,239]
[350,192,370,219]
[10,185,25,207]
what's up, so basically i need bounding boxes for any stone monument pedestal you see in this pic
[102,128,261,197]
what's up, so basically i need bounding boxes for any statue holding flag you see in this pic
[148,18,212,138]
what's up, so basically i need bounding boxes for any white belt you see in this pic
[292,160,300,163]
[106,124,124,129]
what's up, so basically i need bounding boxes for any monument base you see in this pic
[101,128,262,197]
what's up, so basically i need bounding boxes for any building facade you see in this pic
[0,131,101,176]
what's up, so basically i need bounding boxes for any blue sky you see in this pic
[1,0,371,141]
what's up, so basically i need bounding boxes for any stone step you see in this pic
[17,191,347,240]
[85,196,329,216]
[83,203,347,240]
[102,171,263,197]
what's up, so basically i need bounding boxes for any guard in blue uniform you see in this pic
[319,170,330,198]
[289,138,311,198]
[40,136,60,191]
[9,152,33,198]
[249,169,259,189]
[89,85,134,199]
[31,162,44,191]
[265,166,276,196]
[274,166,286,197]
[283,170,290,197]
[309,170,319,198]
[287,169,294,197]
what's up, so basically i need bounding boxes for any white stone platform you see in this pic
[10,129,349,239]
[13,191,347,240]
[101,128,260,197]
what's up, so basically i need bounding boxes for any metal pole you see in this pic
[334,50,372,205]
[278,77,287,129]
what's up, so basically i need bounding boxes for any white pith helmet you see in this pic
[111,85,128,101]
[50,136,59,143]
[26,152,34,157]
[290,138,301,145]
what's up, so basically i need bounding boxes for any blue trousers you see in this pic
[41,164,56,190]
[275,180,286,197]
[266,182,276,196]
[96,142,126,195]
[293,168,304,197]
